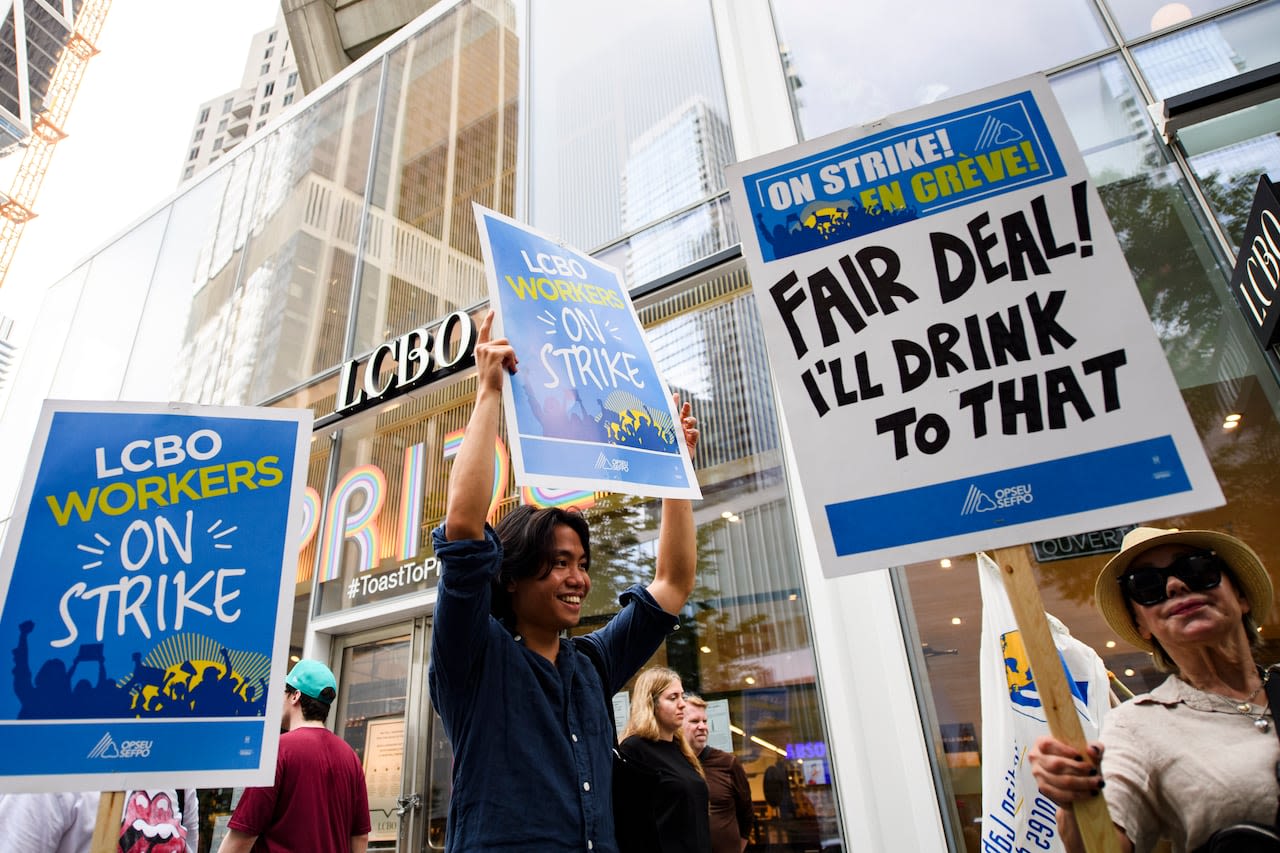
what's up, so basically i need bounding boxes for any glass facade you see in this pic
[1,0,1277,850]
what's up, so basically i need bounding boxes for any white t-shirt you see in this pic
[0,791,100,853]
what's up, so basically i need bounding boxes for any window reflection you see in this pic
[1109,0,1274,42]
[1180,99,1280,246]
[771,0,1109,136]
[528,0,734,264]
[170,62,383,406]
[50,211,169,398]
[1050,59,1250,390]
[1131,0,1280,99]
[356,1,518,352]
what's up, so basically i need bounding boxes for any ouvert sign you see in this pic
[1229,176,1280,351]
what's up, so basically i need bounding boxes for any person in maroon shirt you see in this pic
[682,694,753,853]
[219,660,370,853]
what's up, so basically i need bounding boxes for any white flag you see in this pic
[978,552,1111,853]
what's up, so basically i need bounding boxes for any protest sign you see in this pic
[474,204,701,500]
[725,74,1221,576]
[0,400,312,792]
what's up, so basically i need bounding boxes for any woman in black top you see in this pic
[615,666,712,853]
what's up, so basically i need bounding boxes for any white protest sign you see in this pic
[725,74,1221,576]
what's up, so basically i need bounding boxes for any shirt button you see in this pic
[571,733,578,742]
[583,781,591,791]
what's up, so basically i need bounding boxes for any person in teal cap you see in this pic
[220,659,371,853]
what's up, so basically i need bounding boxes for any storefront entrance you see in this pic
[331,619,454,851]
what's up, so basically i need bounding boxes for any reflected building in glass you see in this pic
[2,0,1279,850]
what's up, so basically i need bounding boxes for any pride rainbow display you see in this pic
[319,465,386,582]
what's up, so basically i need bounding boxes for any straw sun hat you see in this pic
[1095,527,1274,652]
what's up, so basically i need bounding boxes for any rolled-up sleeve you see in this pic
[578,584,679,694]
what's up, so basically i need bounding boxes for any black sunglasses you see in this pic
[1119,550,1225,607]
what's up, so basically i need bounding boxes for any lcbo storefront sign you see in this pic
[334,311,478,417]
[1230,176,1280,351]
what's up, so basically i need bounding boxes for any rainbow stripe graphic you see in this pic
[319,465,386,581]
[295,487,321,582]
[443,429,510,522]
[521,485,596,510]
[400,443,425,560]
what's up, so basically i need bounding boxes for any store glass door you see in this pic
[332,619,434,851]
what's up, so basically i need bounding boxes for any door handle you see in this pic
[395,793,422,816]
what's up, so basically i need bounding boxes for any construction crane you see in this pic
[0,0,112,287]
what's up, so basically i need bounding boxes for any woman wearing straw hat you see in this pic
[1029,526,1277,852]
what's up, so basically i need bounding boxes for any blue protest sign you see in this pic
[0,400,312,792]
[474,206,701,500]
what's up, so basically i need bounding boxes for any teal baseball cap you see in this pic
[286,659,337,703]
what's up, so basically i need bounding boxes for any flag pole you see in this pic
[992,545,1122,853]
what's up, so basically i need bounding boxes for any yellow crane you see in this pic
[0,0,112,287]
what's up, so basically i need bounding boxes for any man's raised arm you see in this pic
[647,395,699,614]
[444,310,517,542]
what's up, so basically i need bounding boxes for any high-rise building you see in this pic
[0,0,80,152]
[179,11,298,183]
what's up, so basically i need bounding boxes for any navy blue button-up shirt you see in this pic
[428,524,678,852]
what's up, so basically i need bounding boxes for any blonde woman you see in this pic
[614,667,712,853]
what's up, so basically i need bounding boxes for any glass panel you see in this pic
[1178,99,1280,247]
[423,707,452,850]
[1132,0,1280,99]
[357,0,519,352]
[528,0,734,255]
[0,264,87,518]
[267,376,338,617]
[619,195,741,288]
[771,0,1110,137]
[170,61,383,406]
[1111,0,1274,42]
[335,634,413,851]
[123,174,232,401]
[47,210,169,399]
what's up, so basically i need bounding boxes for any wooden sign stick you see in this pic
[993,545,1122,853]
[91,790,126,853]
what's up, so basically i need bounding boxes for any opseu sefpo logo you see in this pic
[87,732,152,759]
[960,483,1033,515]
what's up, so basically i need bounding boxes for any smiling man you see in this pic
[427,311,700,852]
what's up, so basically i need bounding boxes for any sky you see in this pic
[0,0,281,329]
